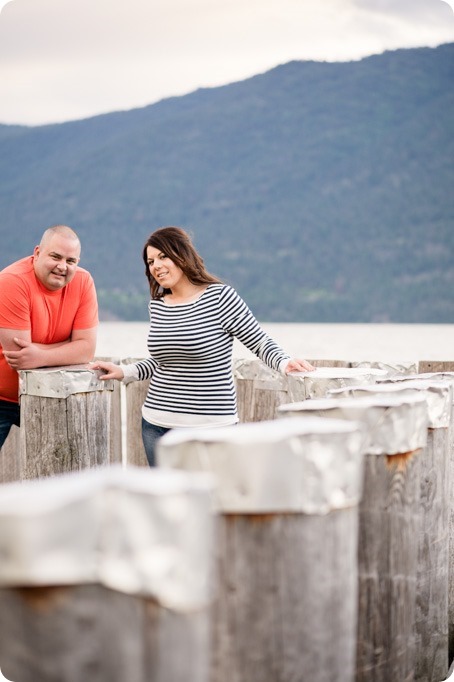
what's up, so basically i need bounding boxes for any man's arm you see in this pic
[1,328,97,370]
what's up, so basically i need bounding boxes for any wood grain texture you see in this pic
[234,377,289,423]
[448,405,454,664]
[108,380,123,464]
[0,585,210,682]
[356,450,421,682]
[95,357,122,464]
[0,424,20,483]
[125,379,149,467]
[20,391,113,480]
[415,428,450,682]
[211,510,358,682]
[418,361,454,374]
[309,359,351,368]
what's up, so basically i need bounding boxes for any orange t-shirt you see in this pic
[0,256,99,403]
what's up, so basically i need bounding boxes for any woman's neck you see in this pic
[165,281,208,304]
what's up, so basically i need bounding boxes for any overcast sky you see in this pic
[0,0,453,126]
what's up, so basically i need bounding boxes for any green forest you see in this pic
[0,44,453,322]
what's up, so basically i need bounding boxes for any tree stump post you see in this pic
[286,366,388,402]
[380,371,454,666]
[122,358,150,467]
[95,356,123,465]
[18,365,118,480]
[0,424,21,484]
[233,358,289,422]
[278,393,429,682]
[328,379,453,682]
[233,360,387,423]
[157,417,365,682]
[0,466,216,682]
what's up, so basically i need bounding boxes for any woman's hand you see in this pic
[91,360,124,381]
[284,358,316,374]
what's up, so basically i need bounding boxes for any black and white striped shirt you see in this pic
[124,284,290,427]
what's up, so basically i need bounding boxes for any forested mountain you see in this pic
[0,43,453,322]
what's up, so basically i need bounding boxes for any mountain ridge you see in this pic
[0,43,453,322]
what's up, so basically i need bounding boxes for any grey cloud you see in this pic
[352,0,453,21]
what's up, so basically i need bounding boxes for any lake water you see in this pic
[96,321,454,364]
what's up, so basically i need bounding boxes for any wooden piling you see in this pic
[381,372,454,667]
[286,366,388,402]
[328,380,453,682]
[95,356,123,465]
[158,417,365,682]
[233,358,288,422]
[0,584,212,682]
[18,365,118,480]
[122,358,150,467]
[278,395,428,682]
[0,424,20,484]
[233,360,386,423]
[0,466,215,682]
[418,361,454,374]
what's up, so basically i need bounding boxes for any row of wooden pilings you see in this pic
[0,357,453,682]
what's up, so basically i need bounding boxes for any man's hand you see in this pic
[3,337,45,370]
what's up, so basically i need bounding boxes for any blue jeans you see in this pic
[0,400,20,450]
[141,418,170,467]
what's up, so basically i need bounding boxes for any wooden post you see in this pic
[233,358,288,423]
[349,359,418,376]
[0,424,21,484]
[157,417,365,682]
[381,372,454,666]
[328,379,453,682]
[233,360,387,423]
[18,365,117,480]
[278,394,428,682]
[418,361,454,374]
[95,356,123,465]
[0,466,216,682]
[286,366,388,402]
[122,358,150,467]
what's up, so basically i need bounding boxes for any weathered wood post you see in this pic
[18,365,118,480]
[0,465,216,682]
[233,361,387,423]
[122,357,149,467]
[95,356,123,465]
[157,417,365,682]
[0,424,21,484]
[381,372,454,666]
[278,394,428,682]
[233,358,289,422]
[349,359,418,376]
[328,379,453,682]
[418,361,454,374]
[286,366,388,402]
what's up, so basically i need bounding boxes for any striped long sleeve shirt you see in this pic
[125,284,290,427]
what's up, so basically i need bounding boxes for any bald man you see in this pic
[0,225,99,448]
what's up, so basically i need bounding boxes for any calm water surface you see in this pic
[97,322,454,364]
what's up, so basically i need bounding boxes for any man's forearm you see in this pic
[2,329,97,370]
[33,338,96,367]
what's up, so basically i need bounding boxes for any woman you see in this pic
[93,227,315,465]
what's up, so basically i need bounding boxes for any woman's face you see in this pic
[146,245,186,290]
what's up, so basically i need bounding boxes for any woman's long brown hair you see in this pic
[142,226,222,299]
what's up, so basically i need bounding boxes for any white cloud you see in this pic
[0,1,14,15]
[0,0,452,125]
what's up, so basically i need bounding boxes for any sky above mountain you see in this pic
[0,0,453,125]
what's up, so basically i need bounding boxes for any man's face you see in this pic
[33,234,81,291]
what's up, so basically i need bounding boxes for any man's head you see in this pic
[33,225,81,291]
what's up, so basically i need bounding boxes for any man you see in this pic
[0,225,98,449]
